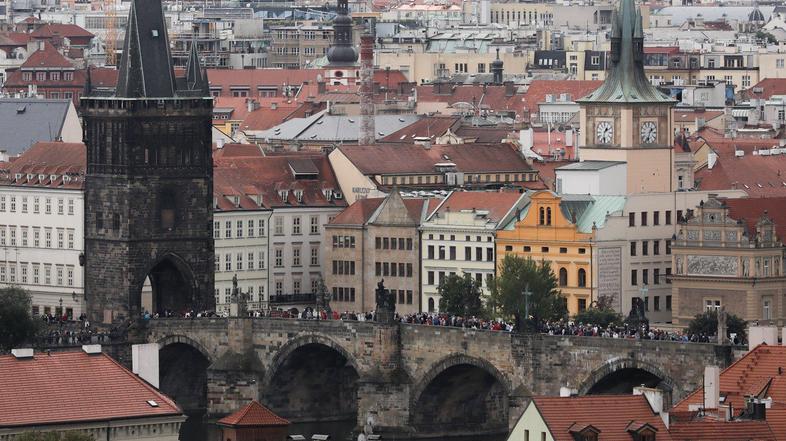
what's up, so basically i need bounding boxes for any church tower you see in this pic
[81,0,214,323]
[576,0,675,194]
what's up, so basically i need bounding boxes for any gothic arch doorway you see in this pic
[134,254,196,317]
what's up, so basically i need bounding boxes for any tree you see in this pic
[688,310,747,342]
[487,254,567,331]
[15,432,94,441]
[0,287,40,352]
[574,296,623,328]
[756,30,777,44]
[438,273,483,317]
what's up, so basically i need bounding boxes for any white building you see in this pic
[212,150,346,312]
[420,191,527,312]
[0,142,85,318]
[555,161,627,196]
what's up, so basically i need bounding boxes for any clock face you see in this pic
[596,121,613,144]
[640,121,657,144]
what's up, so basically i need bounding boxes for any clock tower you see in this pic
[576,0,675,194]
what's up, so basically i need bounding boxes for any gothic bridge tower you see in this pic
[81,0,214,323]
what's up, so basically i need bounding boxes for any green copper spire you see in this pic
[578,0,672,103]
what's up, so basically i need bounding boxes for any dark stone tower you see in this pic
[491,48,504,85]
[81,0,214,324]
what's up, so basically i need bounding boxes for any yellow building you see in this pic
[496,191,625,315]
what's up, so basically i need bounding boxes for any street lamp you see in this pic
[522,283,532,331]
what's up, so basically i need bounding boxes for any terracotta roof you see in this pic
[643,46,680,54]
[329,197,384,225]
[213,154,346,210]
[89,67,119,89]
[743,78,786,100]
[0,350,182,427]
[415,84,527,115]
[217,400,290,427]
[30,23,94,39]
[241,105,303,132]
[0,32,31,47]
[212,143,264,158]
[673,345,786,438]
[673,109,725,123]
[379,116,461,143]
[434,190,523,223]
[20,41,74,69]
[669,420,777,441]
[531,160,574,190]
[522,80,602,115]
[328,196,428,226]
[0,141,85,189]
[532,395,673,441]
[723,197,786,241]
[337,143,532,175]
[453,126,513,144]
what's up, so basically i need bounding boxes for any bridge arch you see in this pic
[157,336,212,417]
[134,252,198,317]
[410,354,511,436]
[578,357,677,400]
[156,334,213,363]
[262,333,361,422]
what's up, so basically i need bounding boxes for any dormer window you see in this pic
[626,422,658,441]
[36,71,46,81]
[22,72,32,81]
[38,174,46,181]
[569,423,600,441]
[322,189,333,200]
[63,72,73,81]
[232,196,240,207]
[50,174,57,182]
[51,71,60,81]
[213,197,219,209]
[14,173,22,181]
[27,174,33,181]
[294,190,304,203]
[279,190,289,202]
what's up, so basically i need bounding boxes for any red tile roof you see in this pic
[673,109,725,123]
[212,143,264,158]
[669,420,777,441]
[328,196,429,226]
[433,190,523,223]
[0,141,85,189]
[743,78,786,100]
[415,84,527,116]
[673,345,786,438]
[723,197,786,241]
[522,80,602,115]
[643,46,680,55]
[217,400,290,427]
[89,67,118,89]
[337,143,532,175]
[532,395,673,441]
[0,350,181,427]
[453,126,513,144]
[29,23,94,39]
[213,154,346,210]
[20,41,75,69]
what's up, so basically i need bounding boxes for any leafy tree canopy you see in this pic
[0,287,40,352]
[438,273,483,317]
[574,297,623,328]
[487,254,567,331]
[688,310,747,342]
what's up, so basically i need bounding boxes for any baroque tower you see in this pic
[576,0,675,194]
[81,0,214,323]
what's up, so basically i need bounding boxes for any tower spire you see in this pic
[578,0,671,104]
[185,40,209,96]
[327,0,358,65]
[116,0,176,98]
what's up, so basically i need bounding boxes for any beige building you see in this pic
[323,191,433,314]
[375,50,530,84]
[671,196,786,326]
[489,3,553,26]
[268,23,356,69]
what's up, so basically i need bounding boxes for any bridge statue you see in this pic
[375,279,396,324]
[717,305,728,344]
[626,297,649,334]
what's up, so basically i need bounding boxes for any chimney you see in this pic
[634,386,668,428]
[703,366,720,410]
[559,386,577,397]
[745,396,768,420]
[359,30,376,146]
[11,348,34,359]
[271,102,278,110]
[246,98,258,113]
[749,325,779,350]
[504,80,515,97]
[317,79,326,94]
[520,126,534,151]
[0,150,8,162]
[82,344,102,354]
[565,128,574,147]
[132,343,160,389]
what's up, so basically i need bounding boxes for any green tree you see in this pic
[15,432,94,441]
[487,254,567,331]
[574,295,622,328]
[688,310,747,342]
[438,273,483,317]
[756,30,777,44]
[0,287,40,352]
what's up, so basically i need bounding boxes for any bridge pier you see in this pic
[357,381,413,437]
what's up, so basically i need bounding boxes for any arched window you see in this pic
[578,268,587,287]
[559,268,568,287]
[428,297,435,312]
[539,206,545,225]
[160,190,177,231]
[546,207,552,226]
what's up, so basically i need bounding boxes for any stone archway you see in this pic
[578,357,677,402]
[262,334,361,422]
[410,354,511,437]
[133,253,198,317]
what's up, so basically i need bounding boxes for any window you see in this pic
[292,247,301,266]
[665,210,672,225]
[578,298,587,312]
[541,247,549,253]
[631,269,638,286]
[654,268,660,285]
[225,221,231,238]
[45,198,51,214]
[274,217,284,235]
[248,252,254,269]
[475,247,483,261]
[214,221,220,238]
[640,212,647,226]
[630,241,637,256]
[578,269,586,287]
[236,220,243,238]
[486,248,494,262]
[63,72,73,81]
[559,247,567,254]
[705,299,721,312]
[666,295,672,310]
[643,269,649,285]
[259,219,266,236]
[428,271,434,285]
[45,229,52,248]
[274,249,283,267]
[310,246,319,266]
[665,267,671,283]
[642,241,648,256]
[653,211,660,225]
[259,252,265,269]
[292,217,301,235]
[225,254,232,271]
[236,253,243,270]
[559,268,568,286]
[57,199,64,215]
[449,246,456,260]
[428,245,435,259]
[36,71,46,81]
[629,212,635,227]
[465,247,472,260]
[57,230,64,248]
[310,216,319,234]
[665,240,672,255]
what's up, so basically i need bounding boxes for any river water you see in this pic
[181,415,509,441]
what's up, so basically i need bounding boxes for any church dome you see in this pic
[749,7,765,22]
[327,46,358,64]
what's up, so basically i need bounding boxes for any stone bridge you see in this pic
[141,318,733,438]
